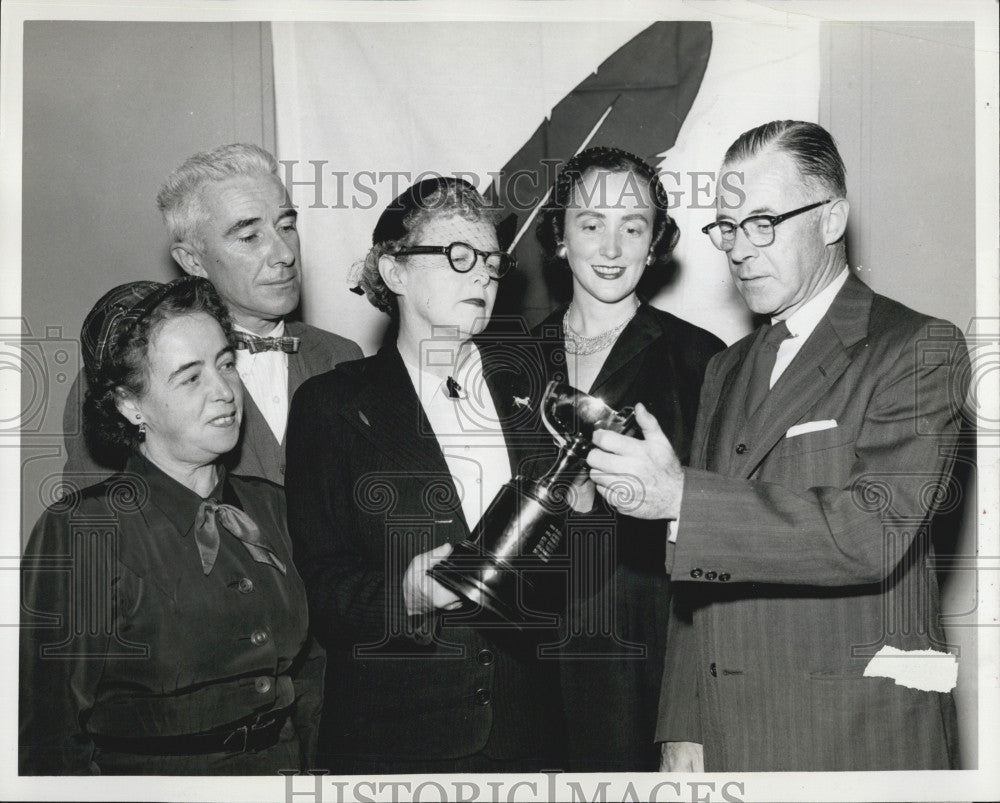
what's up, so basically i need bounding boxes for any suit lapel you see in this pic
[239,384,280,457]
[736,274,873,477]
[736,319,851,475]
[704,337,756,475]
[476,338,547,479]
[341,346,457,484]
[285,320,315,402]
[477,341,520,478]
[589,304,660,404]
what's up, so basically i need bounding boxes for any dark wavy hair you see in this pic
[82,279,233,461]
[536,146,679,299]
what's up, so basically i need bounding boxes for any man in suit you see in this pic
[64,143,362,485]
[587,120,968,771]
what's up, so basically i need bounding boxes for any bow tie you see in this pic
[193,498,287,576]
[233,332,300,354]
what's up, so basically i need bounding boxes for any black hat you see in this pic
[371,176,482,246]
[81,275,207,378]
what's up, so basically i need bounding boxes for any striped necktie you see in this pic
[744,320,791,417]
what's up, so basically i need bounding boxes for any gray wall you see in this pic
[20,21,274,530]
[821,23,975,327]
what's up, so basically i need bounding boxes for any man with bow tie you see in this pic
[63,143,362,486]
[587,121,969,771]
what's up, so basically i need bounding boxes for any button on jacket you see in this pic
[19,452,323,775]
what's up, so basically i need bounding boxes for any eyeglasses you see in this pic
[702,199,832,251]
[394,241,516,280]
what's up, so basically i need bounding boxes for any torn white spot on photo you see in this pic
[863,645,958,692]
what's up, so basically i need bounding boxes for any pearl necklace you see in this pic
[563,302,639,356]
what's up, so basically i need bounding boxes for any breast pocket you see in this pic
[764,425,858,488]
[777,423,855,456]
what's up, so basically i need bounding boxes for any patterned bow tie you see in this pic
[194,498,287,576]
[233,332,300,354]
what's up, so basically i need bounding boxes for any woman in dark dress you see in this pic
[532,146,725,771]
[19,276,322,775]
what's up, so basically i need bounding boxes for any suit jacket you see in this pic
[62,321,362,487]
[223,321,362,484]
[284,339,562,770]
[656,274,968,771]
[532,303,723,771]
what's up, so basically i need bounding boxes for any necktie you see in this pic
[233,332,300,354]
[446,376,465,400]
[194,498,287,576]
[744,320,791,417]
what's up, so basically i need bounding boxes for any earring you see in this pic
[556,243,568,260]
[645,254,654,266]
[138,422,147,439]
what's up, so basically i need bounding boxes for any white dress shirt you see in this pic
[233,321,289,443]
[401,343,512,532]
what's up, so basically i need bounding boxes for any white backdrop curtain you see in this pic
[272,20,820,354]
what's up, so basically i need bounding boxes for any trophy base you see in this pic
[428,477,570,629]
[428,541,559,630]
[429,549,554,629]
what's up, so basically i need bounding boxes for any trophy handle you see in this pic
[616,406,638,438]
[536,436,588,495]
[540,380,569,446]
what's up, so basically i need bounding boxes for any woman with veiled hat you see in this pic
[286,176,563,773]
[19,276,322,774]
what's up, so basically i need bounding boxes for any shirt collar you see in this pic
[776,267,850,340]
[400,341,482,407]
[124,450,233,537]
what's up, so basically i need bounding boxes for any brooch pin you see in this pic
[512,395,532,411]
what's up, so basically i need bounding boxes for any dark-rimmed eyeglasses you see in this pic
[394,242,515,280]
[702,199,832,251]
